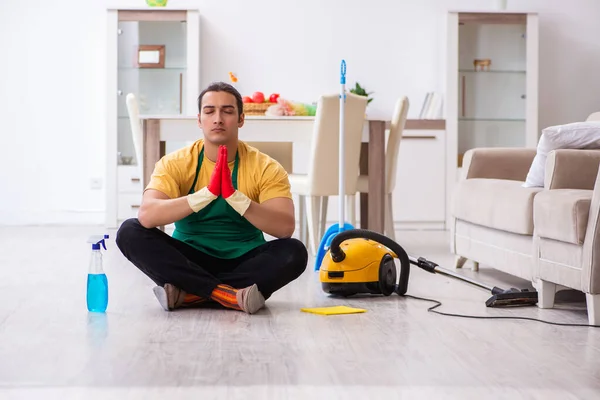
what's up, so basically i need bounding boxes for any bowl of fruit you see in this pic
[243,92,280,116]
[146,0,168,6]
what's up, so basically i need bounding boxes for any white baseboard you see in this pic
[0,210,105,226]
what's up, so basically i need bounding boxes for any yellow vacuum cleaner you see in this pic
[318,229,409,296]
[317,228,538,307]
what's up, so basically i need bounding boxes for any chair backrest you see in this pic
[587,111,600,122]
[125,93,143,172]
[306,92,368,196]
[385,96,410,193]
[246,141,293,173]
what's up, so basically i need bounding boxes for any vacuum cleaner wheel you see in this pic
[378,254,397,296]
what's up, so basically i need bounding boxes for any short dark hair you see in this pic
[197,81,244,117]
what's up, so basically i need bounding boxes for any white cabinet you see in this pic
[445,11,539,226]
[393,130,446,229]
[106,7,200,227]
[117,166,143,221]
[117,165,143,193]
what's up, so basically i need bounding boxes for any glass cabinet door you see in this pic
[456,16,528,165]
[117,19,187,166]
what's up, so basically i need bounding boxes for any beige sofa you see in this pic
[533,149,600,324]
[451,147,540,280]
[451,146,600,325]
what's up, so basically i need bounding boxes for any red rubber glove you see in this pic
[221,145,235,198]
[207,145,224,196]
[221,146,252,216]
[187,145,223,212]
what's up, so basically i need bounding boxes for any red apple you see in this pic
[252,91,265,103]
[269,93,280,103]
[242,96,253,103]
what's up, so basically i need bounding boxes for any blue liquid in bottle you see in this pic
[87,273,108,312]
[87,238,109,313]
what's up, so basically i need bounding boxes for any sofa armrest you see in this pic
[582,167,600,293]
[544,149,600,190]
[461,148,536,180]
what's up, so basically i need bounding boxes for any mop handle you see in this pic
[339,60,346,230]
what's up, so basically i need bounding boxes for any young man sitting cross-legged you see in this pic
[116,82,308,314]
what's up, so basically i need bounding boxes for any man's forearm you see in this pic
[138,197,194,229]
[243,202,295,238]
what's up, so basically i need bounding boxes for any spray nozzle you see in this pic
[88,234,109,250]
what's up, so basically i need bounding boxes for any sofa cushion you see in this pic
[452,179,543,235]
[533,189,592,245]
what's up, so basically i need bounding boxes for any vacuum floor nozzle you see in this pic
[409,255,539,308]
[486,287,538,307]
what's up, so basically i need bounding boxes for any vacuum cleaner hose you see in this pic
[329,229,411,295]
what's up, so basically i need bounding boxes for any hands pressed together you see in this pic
[187,145,252,216]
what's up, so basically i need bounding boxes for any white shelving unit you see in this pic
[106,7,200,228]
[445,11,539,225]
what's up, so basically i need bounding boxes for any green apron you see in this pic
[172,147,266,259]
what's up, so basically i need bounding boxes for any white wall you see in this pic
[0,0,108,225]
[1,0,599,225]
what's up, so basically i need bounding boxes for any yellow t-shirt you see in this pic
[145,139,292,202]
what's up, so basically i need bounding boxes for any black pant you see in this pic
[116,218,308,300]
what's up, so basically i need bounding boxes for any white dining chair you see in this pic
[125,93,144,176]
[245,142,293,173]
[355,96,409,241]
[288,92,368,255]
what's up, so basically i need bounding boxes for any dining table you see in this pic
[138,114,441,234]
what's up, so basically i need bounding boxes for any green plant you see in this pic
[349,82,373,104]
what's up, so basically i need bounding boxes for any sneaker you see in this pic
[153,283,186,311]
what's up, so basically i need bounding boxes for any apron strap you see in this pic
[232,151,240,190]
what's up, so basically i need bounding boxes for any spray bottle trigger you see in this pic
[88,234,109,250]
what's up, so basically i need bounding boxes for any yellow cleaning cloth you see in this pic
[300,305,367,315]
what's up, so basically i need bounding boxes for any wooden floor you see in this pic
[1,226,600,399]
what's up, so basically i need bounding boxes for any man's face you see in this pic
[197,91,244,145]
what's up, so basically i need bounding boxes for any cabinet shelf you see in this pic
[459,118,525,122]
[459,69,526,74]
[118,66,187,71]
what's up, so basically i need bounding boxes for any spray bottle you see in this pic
[87,234,110,312]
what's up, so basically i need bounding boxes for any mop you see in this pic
[314,60,355,271]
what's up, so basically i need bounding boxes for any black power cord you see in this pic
[405,294,600,328]
[325,228,599,328]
